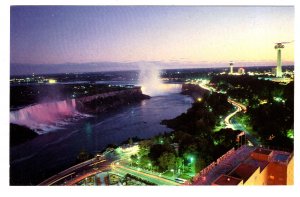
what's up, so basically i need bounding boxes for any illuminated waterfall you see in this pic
[10,99,82,134]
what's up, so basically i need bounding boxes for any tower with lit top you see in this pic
[274,43,284,78]
[229,61,234,75]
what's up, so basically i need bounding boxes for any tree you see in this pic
[195,158,206,173]
[148,144,175,164]
[130,154,138,166]
[158,152,176,171]
[175,157,184,173]
[128,138,133,145]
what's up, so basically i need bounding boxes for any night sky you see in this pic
[10,6,294,74]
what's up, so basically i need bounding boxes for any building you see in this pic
[272,67,277,76]
[229,62,234,74]
[192,145,293,186]
[238,68,245,75]
[275,43,284,78]
[211,147,294,185]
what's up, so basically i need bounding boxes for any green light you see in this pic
[189,156,194,163]
[273,97,283,103]
[287,129,294,139]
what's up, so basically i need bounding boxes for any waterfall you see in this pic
[138,63,181,96]
[10,99,83,134]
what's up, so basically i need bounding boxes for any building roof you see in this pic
[253,148,272,155]
[270,151,292,165]
[244,157,269,172]
[274,154,289,162]
[229,163,259,182]
[212,175,242,185]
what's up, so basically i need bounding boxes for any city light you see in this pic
[48,79,57,84]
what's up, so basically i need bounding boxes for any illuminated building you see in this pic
[48,79,57,84]
[238,68,245,75]
[193,145,293,186]
[229,62,234,74]
[274,42,292,78]
[211,147,294,185]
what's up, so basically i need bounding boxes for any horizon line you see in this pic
[10,64,294,77]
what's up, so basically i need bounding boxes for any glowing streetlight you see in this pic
[148,163,152,171]
[189,156,194,163]
[189,156,195,174]
[170,169,174,177]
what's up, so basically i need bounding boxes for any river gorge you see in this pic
[10,83,193,185]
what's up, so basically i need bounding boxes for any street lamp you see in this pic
[171,169,174,177]
[148,163,152,172]
[189,156,195,174]
[189,156,194,163]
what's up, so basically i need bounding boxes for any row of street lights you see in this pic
[127,155,195,177]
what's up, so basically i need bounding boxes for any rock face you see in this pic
[10,123,38,146]
[76,87,150,114]
[181,84,209,100]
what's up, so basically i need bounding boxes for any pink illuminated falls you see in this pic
[10,99,88,134]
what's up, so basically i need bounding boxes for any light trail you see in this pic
[89,160,106,166]
[224,102,242,128]
[112,164,180,186]
[48,172,75,185]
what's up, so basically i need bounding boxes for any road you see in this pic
[39,156,111,186]
[39,145,181,186]
[224,99,259,146]
[225,98,246,128]
[111,162,180,186]
[197,81,259,146]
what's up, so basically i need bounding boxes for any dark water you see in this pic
[10,88,193,185]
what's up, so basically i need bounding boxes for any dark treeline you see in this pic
[76,88,150,114]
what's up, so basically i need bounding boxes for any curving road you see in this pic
[225,98,246,128]
[197,81,259,146]
[224,99,259,146]
[39,156,111,186]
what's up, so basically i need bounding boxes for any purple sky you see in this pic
[10,6,294,74]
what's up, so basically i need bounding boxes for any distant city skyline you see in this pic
[11,6,294,74]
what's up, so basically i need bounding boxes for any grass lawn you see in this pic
[162,171,173,177]
[178,173,192,180]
